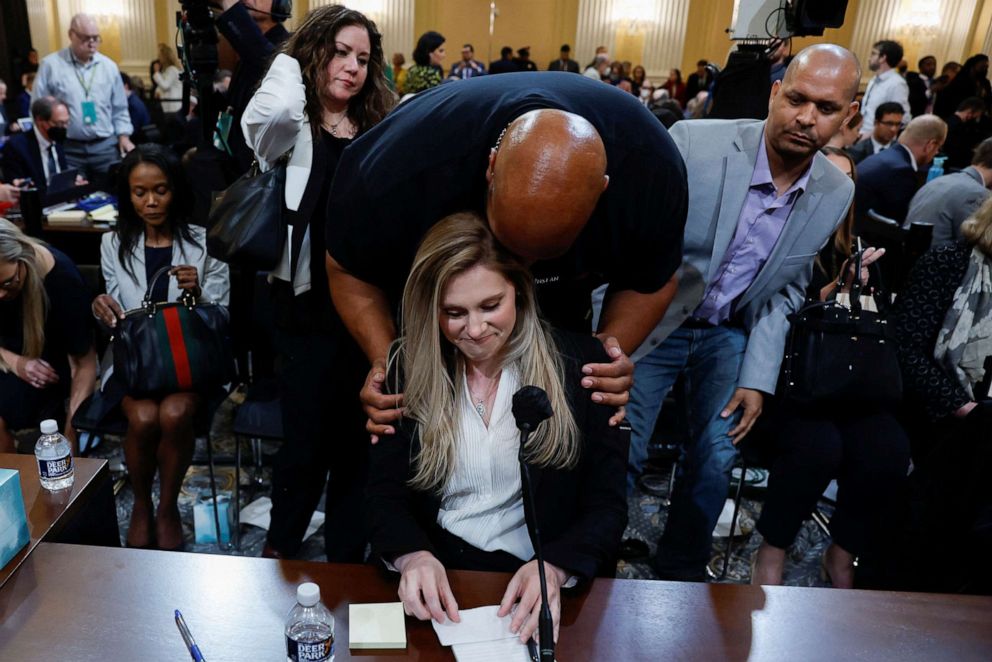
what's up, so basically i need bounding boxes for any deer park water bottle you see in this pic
[35,419,74,491]
[286,582,335,661]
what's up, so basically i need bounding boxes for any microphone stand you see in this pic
[518,424,555,662]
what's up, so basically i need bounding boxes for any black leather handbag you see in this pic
[112,266,232,399]
[781,250,903,406]
[207,159,286,270]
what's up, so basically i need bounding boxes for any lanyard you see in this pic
[70,52,98,99]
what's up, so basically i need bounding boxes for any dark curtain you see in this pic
[0,0,34,103]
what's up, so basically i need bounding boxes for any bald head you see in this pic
[68,13,100,62]
[898,114,947,168]
[783,44,861,101]
[486,109,608,262]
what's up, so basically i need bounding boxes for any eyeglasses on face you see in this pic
[71,30,102,44]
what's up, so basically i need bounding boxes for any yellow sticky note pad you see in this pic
[348,602,407,649]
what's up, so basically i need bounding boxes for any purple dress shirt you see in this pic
[693,134,813,324]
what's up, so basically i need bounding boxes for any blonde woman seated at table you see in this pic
[91,144,229,550]
[367,213,628,644]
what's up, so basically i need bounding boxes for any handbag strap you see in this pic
[143,265,174,306]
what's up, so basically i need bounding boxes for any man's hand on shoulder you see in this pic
[582,335,633,426]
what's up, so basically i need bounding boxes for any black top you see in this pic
[326,72,687,334]
[367,331,629,580]
[893,242,973,422]
[277,128,351,332]
[0,246,93,384]
[144,245,172,302]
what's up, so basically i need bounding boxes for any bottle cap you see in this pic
[40,419,58,434]
[297,582,320,607]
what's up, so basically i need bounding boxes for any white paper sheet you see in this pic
[239,496,325,542]
[452,638,532,662]
[431,606,517,646]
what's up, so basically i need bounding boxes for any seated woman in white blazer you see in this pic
[91,144,229,551]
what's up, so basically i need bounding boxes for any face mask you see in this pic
[47,126,67,144]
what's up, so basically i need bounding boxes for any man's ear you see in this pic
[486,148,497,184]
[602,174,610,192]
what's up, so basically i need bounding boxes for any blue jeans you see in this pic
[626,324,746,578]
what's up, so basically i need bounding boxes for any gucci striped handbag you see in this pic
[113,266,232,398]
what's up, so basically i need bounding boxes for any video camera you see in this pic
[731,0,848,40]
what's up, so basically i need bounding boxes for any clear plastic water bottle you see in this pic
[286,582,334,662]
[35,419,74,491]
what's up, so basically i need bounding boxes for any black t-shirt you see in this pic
[326,71,687,333]
[0,246,93,383]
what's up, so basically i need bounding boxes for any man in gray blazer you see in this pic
[625,45,861,581]
[905,137,992,247]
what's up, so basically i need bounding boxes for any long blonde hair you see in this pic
[393,213,580,493]
[157,43,180,70]
[0,219,49,370]
[962,195,992,258]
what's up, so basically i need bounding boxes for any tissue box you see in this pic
[193,493,232,544]
[0,469,30,569]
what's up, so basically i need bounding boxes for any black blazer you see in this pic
[367,331,629,580]
[547,59,580,74]
[1,130,67,192]
[855,142,920,226]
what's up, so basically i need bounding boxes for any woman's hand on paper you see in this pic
[498,560,567,645]
[395,550,461,624]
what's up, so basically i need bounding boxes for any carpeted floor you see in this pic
[18,394,835,586]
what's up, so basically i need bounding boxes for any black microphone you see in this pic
[511,386,555,662]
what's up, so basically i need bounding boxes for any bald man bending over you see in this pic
[625,45,863,581]
[325,72,688,438]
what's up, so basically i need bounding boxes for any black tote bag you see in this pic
[780,250,903,406]
[207,160,286,270]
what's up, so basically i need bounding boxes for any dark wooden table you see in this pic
[0,454,118,587]
[1,543,990,661]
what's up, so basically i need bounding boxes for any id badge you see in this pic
[81,100,97,125]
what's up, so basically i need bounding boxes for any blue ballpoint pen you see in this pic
[175,609,207,662]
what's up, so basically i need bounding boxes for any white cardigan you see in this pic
[241,53,315,294]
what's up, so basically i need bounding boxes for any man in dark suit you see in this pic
[548,44,580,73]
[906,55,937,117]
[855,114,946,227]
[942,96,989,169]
[1,96,69,194]
[846,101,904,164]
[489,46,519,75]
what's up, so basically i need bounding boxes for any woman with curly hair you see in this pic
[242,3,395,561]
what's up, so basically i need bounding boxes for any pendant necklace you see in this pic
[470,371,501,419]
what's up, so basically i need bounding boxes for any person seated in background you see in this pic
[583,54,609,81]
[906,137,992,247]
[367,213,627,643]
[846,102,903,164]
[825,110,863,150]
[448,43,486,80]
[893,196,992,593]
[752,147,909,588]
[0,218,96,454]
[391,52,408,93]
[120,73,151,140]
[661,69,688,107]
[90,145,229,550]
[855,114,946,227]
[942,97,989,170]
[489,46,519,75]
[686,59,711,100]
[17,72,35,119]
[1,96,70,195]
[548,44,580,74]
[514,47,538,72]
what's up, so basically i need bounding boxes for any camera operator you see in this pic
[215,0,291,172]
